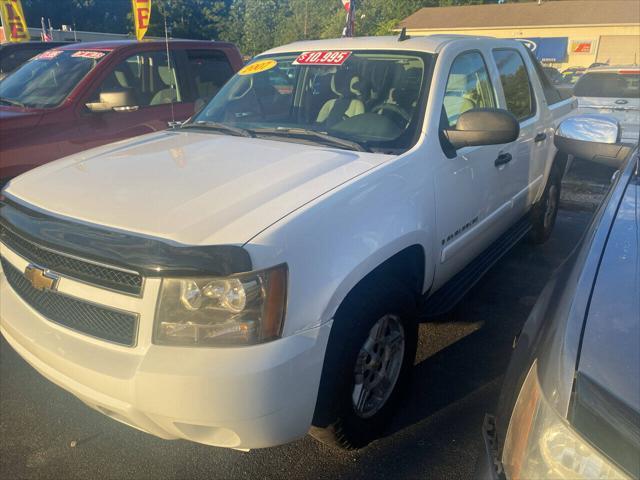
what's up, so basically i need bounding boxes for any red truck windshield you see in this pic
[0,49,110,109]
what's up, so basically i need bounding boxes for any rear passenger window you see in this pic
[493,49,535,120]
[525,49,564,104]
[442,51,496,128]
[92,51,182,108]
[186,50,234,105]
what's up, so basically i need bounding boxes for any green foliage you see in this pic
[21,0,539,55]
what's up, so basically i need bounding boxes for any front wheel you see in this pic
[529,165,561,244]
[310,281,418,449]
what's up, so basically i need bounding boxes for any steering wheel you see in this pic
[372,103,411,125]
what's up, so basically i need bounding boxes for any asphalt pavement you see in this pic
[0,165,603,480]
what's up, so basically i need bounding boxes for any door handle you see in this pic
[534,132,547,143]
[495,153,512,167]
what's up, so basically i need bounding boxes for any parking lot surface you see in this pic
[0,203,593,480]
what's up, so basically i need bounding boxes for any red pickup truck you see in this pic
[0,40,242,184]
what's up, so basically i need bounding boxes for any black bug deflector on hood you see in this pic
[0,196,252,281]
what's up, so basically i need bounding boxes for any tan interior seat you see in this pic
[316,70,365,125]
[150,66,178,105]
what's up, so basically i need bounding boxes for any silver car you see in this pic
[574,66,640,142]
[476,115,639,480]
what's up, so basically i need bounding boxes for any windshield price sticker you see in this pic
[293,51,352,66]
[238,59,278,76]
[71,51,107,59]
[35,50,63,60]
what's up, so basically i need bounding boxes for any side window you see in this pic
[93,51,182,108]
[442,51,496,128]
[186,49,234,104]
[493,49,535,120]
[525,48,564,104]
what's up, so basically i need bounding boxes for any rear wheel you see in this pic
[310,280,418,449]
[529,165,561,244]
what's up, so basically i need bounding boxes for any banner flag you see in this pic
[341,0,355,37]
[0,0,31,42]
[40,17,52,41]
[131,0,151,41]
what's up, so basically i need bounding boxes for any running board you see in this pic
[422,215,532,318]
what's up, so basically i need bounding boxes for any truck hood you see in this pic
[5,130,390,245]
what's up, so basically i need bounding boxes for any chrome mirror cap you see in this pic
[554,114,629,169]
[556,114,621,145]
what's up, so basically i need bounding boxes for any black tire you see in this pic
[310,278,418,450]
[529,164,561,244]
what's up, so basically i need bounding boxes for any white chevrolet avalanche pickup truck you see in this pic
[0,35,574,450]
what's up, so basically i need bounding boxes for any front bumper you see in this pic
[0,269,331,450]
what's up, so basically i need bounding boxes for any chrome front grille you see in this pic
[1,257,138,346]
[0,225,143,295]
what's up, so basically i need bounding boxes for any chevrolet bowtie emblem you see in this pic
[24,264,59,292]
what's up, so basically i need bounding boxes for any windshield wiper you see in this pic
[252,127,370,152]
[181,121,254,138]
[0,97,26,108]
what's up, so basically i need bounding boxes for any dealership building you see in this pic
[398,0,640,69]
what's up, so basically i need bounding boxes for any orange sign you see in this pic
[0,0,31,42]
[571,40,593,54]
[131,0,151,41]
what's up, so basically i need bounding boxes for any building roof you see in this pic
[399,0,640,31]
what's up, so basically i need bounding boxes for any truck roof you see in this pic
[586,65,640,73]
[56,39,237,51]
[262,34,520,56]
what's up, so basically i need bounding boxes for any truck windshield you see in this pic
[0,49,109,109]
[574,71,640,99]
[189,50,433,154]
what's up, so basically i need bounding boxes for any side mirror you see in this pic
[444,109,520,150]
[554,114,630,169]
[85,90,139,113]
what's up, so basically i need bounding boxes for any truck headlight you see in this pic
[154,264,287,346]
[502,361,631,480]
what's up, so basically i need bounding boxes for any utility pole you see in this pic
[304,0,308,39]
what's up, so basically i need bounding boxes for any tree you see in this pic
[274,0,342,45]
[240,0,280,55]
[22,0,131,34]
[146,0,232,40]
[21,0,553,56]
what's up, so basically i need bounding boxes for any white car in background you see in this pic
[573,66,640,142]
